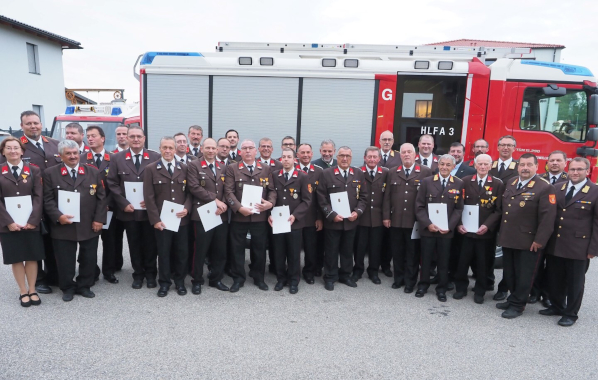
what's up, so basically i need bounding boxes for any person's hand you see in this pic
[215,199,228,215]
[140,201,146,209]
[268,215,273,227]
[239,207,253,216]
[530,242,542,252]
[333,215,343,223]
[428,224,439,233]
[476,225,489,235]
[588,254,595,259]
[383,220,391,228]
[347,211,358,222]
[288,215,296,225]
[176,209,188,218]
[255,199,273,212]
[58,215,74,225]
[154,222,166,231]
[24,223,36,230]
[124,204,135,213]
[439,228,449,235]
[315,220,323,231]
[7,223,22,232]
[92,221,103,232]
[458,225,467,235]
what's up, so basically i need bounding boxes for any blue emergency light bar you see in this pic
[111,107,122,116]
[65,106,75,114]
[521,61,593,77]
[141,52,203,65]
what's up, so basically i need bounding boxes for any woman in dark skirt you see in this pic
[0,137,45,307]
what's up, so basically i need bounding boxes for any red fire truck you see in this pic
[135,42,598,179]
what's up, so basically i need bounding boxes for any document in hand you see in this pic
[411,221,420,239]
[428,203,448,231]
[462,205,480,233]
[197,201,223,232]
[103,211,113,230]
[271,205,291,234]
[4,195,32,226]
[124,182,144,210]
[241,184,263,214]
[330,191,351,218]
[160,201,184,232]
[58,190,81,223]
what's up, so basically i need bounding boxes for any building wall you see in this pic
[531,48,562,63]
[0,25,66,132]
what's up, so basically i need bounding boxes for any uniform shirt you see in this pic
[497,157,513,172]
[566,179,587,198]
[189,145,201,157]
[176,154,190,164]
[65,164,81,179]
[116,146,126,152]
[419,154,434,168]
[91,150,106,166]
[8,160,24,176]
[450,162,463,177]
[26,135,44,150]
[516,177,533,189]
[549,172,564,185]
[477,174,488,187]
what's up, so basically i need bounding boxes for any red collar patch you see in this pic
[42,136,49,143]
[78,166,85,175]
[415,166,421,172]
[292,170,298,178]
[125,152,131,160]
[104,153,110,161]
[397,166,402,172]
[1,166,8,174]
[334,168,340,175]
[61,166,68,176]
[20,136,28,144]
[143,152,150,160]
[87,152,93,160]
[487,176,493,182]
[22,166,31,176]
[256,162,262,169]
[201,161,208,168]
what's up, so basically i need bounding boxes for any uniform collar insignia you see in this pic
[42,136,49,143]
[397,166,402,172]
[1,166,8,174]
[20,136,28,144]
[561,183,567,191]
[256,162,262,169]
[415,166,420,172]
[390,150,395,157]
[434,174,439,181]
[378,167,383,173]
[527,181,535,188]
[492,161,498,169]
[22,166,30,175]
[201,161,208,168]
[104,153,110,161]
[582,185,590,194]
[61,166,68,176]
[78,166,85,175]
[238,162,244,169]
[292,170,298,178]
[278,170,284,176]
[143,152,150,160]
[508,162,516,169]
[487,176,493,182]
[87,152,93,160]
[511,178,518,186]
[349,168,354,176]
[334,168,340,175]
[433,156,438,163]
[449,175,454,183]
[471,175,477,181]
[125,152,131,160]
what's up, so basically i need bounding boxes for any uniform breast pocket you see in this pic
[574,203,591,212]
[119,171,130,177]
[152,179,168,193]
[53,156,62,163]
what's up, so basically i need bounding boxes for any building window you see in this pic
[27,43,40,74]
[415,100,432,118]
[32,105,44,125]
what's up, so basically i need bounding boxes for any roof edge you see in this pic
[0,15,82,49]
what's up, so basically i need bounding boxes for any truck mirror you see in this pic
[542,84,566,97]
[588,94,598,125]
[586,127,598,142]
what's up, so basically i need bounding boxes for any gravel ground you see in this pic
[1,238,597,379]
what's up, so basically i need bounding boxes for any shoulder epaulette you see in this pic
[538,177,550,184]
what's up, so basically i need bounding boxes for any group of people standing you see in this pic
[0,110,595,327]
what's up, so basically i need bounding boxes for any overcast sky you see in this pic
[4,0,598,103]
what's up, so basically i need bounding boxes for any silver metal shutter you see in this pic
[300,78,375,163]
[212,76,298,158]
[146,74,209,150]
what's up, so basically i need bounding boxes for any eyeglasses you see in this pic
[260,145,273,149]
[568,168,588,172]
[498,144,515,148]
[380,138,393,142]
[337,154,352,159]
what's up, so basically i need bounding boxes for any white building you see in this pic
[0,15,82,133]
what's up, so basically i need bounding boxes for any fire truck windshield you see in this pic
[51,120,121,151]
[520,88,589,142]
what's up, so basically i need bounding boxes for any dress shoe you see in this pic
[383,269,393,277]
[539,307,562,316]
[229,282,244,293]
[19,294,31,307]
[528,295,538,304]
[502,308,523,319]
[541,298,552,308]
[493,291,507,301]
[314,269,323,277]
[496,301,510,310]
[157,286,169,297]
[209,281,230,291]
[391,282,402,289]
[324,282,334,291]
[192,283,202,295]
[437,293,447,302]
[176,285,187,296]
[446,282,455,291]
[29,292,41,306]
[474,295,484,304]
[146,279,157,289]
[274,281,286,291]
[35,284,52,294]
[289,285,298,294]
[340,278,357,288]
[415,289,426,298]
[453,291,466,300]
[132,279,143,289]
[369,275,381,285]
[350,274,362,282]
[76,288,95,298]
[558,317,575,327]
[255,281,269,291]
[404,286,414,294]
[62,293,74,302]
[304,277,315,285]
[104,274,119,284]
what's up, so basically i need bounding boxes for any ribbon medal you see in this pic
[90,184,97,195]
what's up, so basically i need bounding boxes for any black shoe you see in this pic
[325,282,334,291]
[474,295,484,304]
[493,291,507,301]
[539,307,562,316]
[350,274,361,282]
[255,281,269,291]
[146,279,157,289]
[496,301,510,310]
[62,293,74,302]
[340,278,357,288]
[289,285,298,294]
[558,317,575,327]
[453,291,466,300]
[404,286,414,294]
[541,298,553,308]
[35,284,52,294]
[132,279,143,289]
[315,269,323,277]
[383,269,393,277]
[192,283,202,295]
[304,277,315,285]
[176,285,187,296]
[19,294,31,307]
[528,295,538,304]
[437,293,447,302]
[76,288,95,298]
[502,308,523,319]
[369,275,381,285]
[415,289,426,298]
[94,276,100,284]
[274,281,286,291]
[391,282,402,289]
[209,281,230,291]
[157,286,168,297]
[29,292,41,306]
[229,282,244,293]
[446,282,455,291]
[104,274,119,284]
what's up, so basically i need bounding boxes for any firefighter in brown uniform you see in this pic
[352,147,388,284]
[415,134,439,174]
[296,143,324,284]
[43,140,108,301]
[317,146,368,291]
[269,148,311,294]
[383,143,433,292]
[187,138,230,294]
[541,157,598,326]
[454,154,505,304]
[224,139,276,292]
[107,125,161,289]
[415,154,464,301]
[144,137,192,297]
[496,153,556,319]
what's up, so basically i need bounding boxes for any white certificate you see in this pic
[58,190,80,223]
[102,211,113,230]
[428,203,448,231]
[411,221,420,239]
[330,191,351,218]
[271,205,291,234]
[462,205,480,233]
[197,201,222,232]
[124,181,144,210]
[160,200,184,232]
[5,195,32,226]
[241,184,263,214]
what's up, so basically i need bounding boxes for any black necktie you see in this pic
[405,169,410,177]
[180,158,185,163]
[383,154,388,165]
[442,179,446,189]
[423,158,428,166]
[12,166,18,180]
[95,153,102,168]
[551,176,557,185]
[248,165,253,174]
[479,179,483,190]
[135,154,141,171]
[167,163,173,176]
[36,142,44,152]
[343,170,348,181]
[565,185,575,202]
[285,172,289,182]
[517,182,523,190]
[303,166,308,173]
[499,162,505,174]
[71,169,76,182]
[193,148,199,157]
[232,152,236,160]
[209,163,216,177]
[370,170,375,180]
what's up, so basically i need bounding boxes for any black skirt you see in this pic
[0,230,45,265]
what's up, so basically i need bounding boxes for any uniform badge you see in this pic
[221,176,225,182]
[582,185,590,194]
[382,183,386,192]
[308,184,312,193]
[492,161,497,169]
[90,184,97,195]
[356,184,360,199]
[549,194,556,204]
[239,182,243,188]
[183,180,186,191]
[201,180,206,187]
[520,201,526,207]
[527,181,535,188]
[561,183,567,191]
[508,162,516,170]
